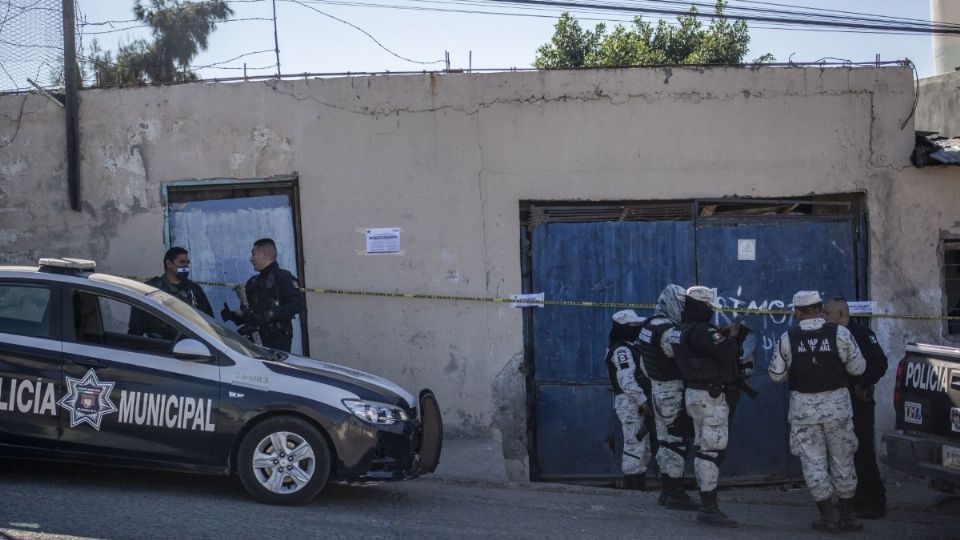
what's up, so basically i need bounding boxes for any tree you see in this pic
[534,1,774,69]
[88,0,232,86]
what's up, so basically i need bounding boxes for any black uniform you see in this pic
[846,321,889,516]
[674,320,741,401]
[128,275,213,339]
[243,261,304,352]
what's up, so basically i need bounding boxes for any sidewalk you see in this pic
[428,436,959,513]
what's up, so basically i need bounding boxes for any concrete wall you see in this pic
[917,70,960,136]
[1,66,954,480]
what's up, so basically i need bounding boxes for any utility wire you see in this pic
[280,0,445,64]
[474,0,960,34]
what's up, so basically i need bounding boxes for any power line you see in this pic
[281,0,445,64]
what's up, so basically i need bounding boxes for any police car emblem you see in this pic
[57,369,118,430]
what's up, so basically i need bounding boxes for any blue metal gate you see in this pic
[695,216,857,481]
[528,201,862,482]
[531,220,696,479]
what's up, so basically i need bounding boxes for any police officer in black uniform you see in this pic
[824,296,889,519]
[673,286,741,528]
[129,247,213,339]
[221,238,304,352]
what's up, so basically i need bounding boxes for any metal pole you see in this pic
[62,0,81,211]
[272,0,281,78]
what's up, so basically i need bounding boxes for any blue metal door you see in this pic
[695,217,857,481]
[531,220,696,479]
[167,193,305,355]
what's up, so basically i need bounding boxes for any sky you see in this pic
[73,0,941,82]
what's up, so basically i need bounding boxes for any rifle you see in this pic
[720,317,759,400]
[234,284,263,346]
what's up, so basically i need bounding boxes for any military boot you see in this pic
[658,474,670,506]
[838,497,864,532]
[622,473,646,490]
[811,499,839,534]
[664,476,699,511]
[696,489,738,528]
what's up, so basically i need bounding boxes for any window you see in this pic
[72,291,180,354]
[0,283,53,338]
[946,241,960,335]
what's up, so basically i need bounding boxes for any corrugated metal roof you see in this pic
[930,138,960,165]
[913,132,960,167]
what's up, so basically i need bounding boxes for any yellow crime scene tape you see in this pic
[123,276,960,321]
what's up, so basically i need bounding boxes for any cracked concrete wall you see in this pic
[0,66,946,482]
[917,71,960,136]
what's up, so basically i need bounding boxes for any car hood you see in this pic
[277,355,417,410]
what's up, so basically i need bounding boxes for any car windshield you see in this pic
[147,290,279,360]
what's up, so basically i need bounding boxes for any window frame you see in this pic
[63,284,211,361]
[0,279,61,341]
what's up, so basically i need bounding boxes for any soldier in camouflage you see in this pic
[636,284,698,510]
[604,309,653,489]
[673,286,742,528]
[770,290,867,533]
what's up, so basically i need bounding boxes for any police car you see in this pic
[0,258,442,505]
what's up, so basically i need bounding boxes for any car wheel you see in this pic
[237,416,331,505]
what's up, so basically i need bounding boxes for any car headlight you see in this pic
[342,399,410,425]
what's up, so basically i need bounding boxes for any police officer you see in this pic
[129,247,213,338]
[770,291,866,533]
[823,296,888,519]
[636,284,698,510]
[673,286,740,528]
[605,309,653,489]
[221,238,304,352]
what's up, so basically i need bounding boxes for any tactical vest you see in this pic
[787,323,847,393]
[673,321,729,386]
[605,341,646,395]
[247,268,293,340]
[636,318,682,382]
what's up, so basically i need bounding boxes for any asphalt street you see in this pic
[0,460,958,540]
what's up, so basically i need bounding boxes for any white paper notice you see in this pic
[365,228,401,255]
[737,239,756,261]
[511,293,544,308]
[847,301,875,315]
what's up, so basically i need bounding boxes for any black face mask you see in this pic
[682,299,714,323]
[609,322,641,346]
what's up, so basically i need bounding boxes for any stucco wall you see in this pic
[917,71,960,136]
[2,66,953,480]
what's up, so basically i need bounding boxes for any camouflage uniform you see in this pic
[685,388,729,492]
[611,343,652,475]
[769,318,866,502]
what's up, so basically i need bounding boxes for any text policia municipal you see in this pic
[0,377,216,433]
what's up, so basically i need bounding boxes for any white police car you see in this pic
[0,258,442,505]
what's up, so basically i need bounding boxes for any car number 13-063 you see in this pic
[944,445,960,472]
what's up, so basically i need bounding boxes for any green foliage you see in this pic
[534,1,772,69]
[88,0,232,86]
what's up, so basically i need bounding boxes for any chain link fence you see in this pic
[0,0,69,93]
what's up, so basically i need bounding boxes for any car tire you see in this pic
[237,416,331,505]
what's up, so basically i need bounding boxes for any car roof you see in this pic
[0,266,159,296]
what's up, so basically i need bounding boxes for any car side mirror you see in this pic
[172,338,213,361]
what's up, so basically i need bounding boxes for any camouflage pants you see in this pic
[790,418,859,501]
[685,388,729,492]
[614,393,652,475]
[651,379,687,478]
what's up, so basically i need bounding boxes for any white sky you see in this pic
[74,0,941,80]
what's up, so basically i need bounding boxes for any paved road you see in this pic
[0,460,958,540]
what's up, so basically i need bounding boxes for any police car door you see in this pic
[0,280,61,449]
[58,288,221,467]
